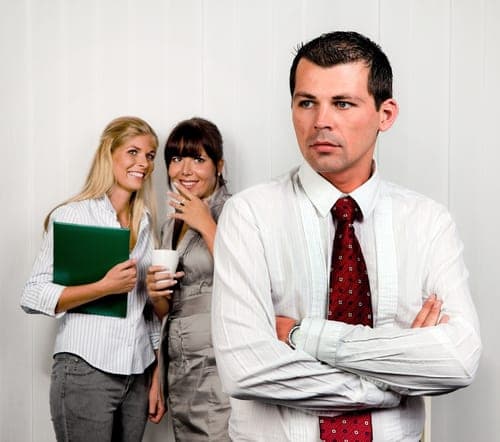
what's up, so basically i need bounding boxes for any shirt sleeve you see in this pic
[144,304,161,350]
[212,196,401,414]
[136,219,161,351]
[20,208,77,317]
[295,207,482,396]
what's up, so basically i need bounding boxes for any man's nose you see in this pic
[314,104,334,130]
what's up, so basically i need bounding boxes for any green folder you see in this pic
[53,221,130,318]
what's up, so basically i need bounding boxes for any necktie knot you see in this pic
[332,196,361,224]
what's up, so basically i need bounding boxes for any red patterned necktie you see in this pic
[319,196,373,442]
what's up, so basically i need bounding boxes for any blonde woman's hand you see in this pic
[98,258,137,295]
[148,362,166,424]
[55,258,137,313]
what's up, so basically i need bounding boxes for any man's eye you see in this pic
[336,101,352,109]
[298,100,314,109]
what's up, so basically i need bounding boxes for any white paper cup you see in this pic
[152,249,179,272]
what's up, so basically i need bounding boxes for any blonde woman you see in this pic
[21,116,165,442]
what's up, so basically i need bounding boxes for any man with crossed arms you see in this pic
[212,31,481,441]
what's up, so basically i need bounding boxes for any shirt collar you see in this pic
[298,160,381,220]
[101,193,116,213]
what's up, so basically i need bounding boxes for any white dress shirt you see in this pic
[21,196,160,375]
[212,161,481,441]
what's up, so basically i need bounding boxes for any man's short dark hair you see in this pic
[289,31,393,109]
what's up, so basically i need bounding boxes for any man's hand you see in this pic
[276,294,447,346]
[275,316,298,344]
[411,294,450,328]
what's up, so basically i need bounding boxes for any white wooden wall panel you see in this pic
[437,4,486,440]
[378,0,412,181]
[433,0,499,440]
[1,1,37,441]
[266,1,303,178]
[2,1,498,441]
[379,1,451,205]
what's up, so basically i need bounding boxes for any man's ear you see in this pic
[378,98,399,132]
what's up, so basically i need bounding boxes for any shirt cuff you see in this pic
[149,332,160,351]
[296,318,346,366]
[22,282,65,317]
[146,315,162,350]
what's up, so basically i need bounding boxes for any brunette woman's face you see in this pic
[168,146,221,199]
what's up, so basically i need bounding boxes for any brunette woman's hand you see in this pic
[168,182,216,237]
[146,265,184,301]
[146,265,184,319]
[168,182,218,254]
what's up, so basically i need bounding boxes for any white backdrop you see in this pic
[1,1,498,441]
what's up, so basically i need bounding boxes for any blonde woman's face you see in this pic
[111,134,156,194]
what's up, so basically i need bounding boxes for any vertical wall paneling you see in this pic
[0,1,32,440]
[378,0,412,180]
[379,0,451,205]
[230,0,274,191]
[267,0,303,178]
[162,0,204,121]
[301,0,379,43]
[433,0,499,440]
[202,0,239,190]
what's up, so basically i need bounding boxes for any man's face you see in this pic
[292,59,397,192]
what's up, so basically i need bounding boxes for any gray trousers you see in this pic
[50,353,150,442]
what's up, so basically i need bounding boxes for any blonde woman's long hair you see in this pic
[44,116,159,249]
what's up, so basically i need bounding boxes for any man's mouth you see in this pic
[311,140,338,146]
[309,139,342,152]
[308,131,342,151]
